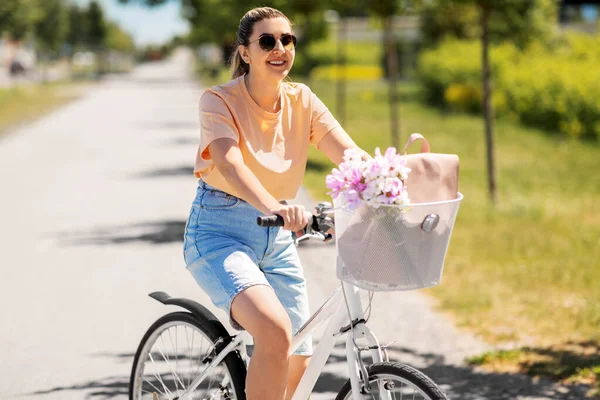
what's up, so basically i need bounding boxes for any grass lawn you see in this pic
[0,82,90,138]
[303,79,600,395]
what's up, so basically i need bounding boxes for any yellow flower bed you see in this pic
[310,65,383,82]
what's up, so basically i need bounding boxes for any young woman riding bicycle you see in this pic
[183,7,366,400]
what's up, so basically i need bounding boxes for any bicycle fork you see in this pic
[345,322,393,400]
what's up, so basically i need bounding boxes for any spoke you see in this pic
[156,339,187,391]
[167,326,182,393]
[157,335,180,393]
[148,352,173,397]
[142,383,166,399]
[186,325,194,388]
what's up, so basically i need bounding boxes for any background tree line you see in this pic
[0,0,136,77]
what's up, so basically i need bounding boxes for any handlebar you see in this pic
[256,215,285,227]
[256,203,335,245]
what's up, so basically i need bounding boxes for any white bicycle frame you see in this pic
[179,281,390,400]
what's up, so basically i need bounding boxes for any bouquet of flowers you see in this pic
[326,147,411,210]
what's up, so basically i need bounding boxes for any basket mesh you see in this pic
[334,194,463,291]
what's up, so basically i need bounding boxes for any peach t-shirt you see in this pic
[194,75,340,201]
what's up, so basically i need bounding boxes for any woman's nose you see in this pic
[272,38,285,52]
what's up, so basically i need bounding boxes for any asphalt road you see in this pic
[0,48,587,400]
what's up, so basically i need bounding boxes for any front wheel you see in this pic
[129,312,247,400]
[335,362,448,400]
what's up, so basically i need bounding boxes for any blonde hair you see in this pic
[229,7,294,79]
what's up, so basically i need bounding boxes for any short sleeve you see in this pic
[309,90,341,147]
[198,91,240,161]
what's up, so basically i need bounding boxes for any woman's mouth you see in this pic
[268,60,286,67]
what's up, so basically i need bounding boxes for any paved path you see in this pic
[0,48,587,399]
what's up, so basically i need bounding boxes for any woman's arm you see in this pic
[208,137,309,232]
[316,126,369,165]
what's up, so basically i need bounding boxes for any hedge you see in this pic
[417,34,600,140]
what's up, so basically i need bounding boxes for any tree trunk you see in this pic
[384,15,400,149]
[336,17,347,126]
[480,4,497,204]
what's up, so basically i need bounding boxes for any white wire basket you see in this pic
[334,193,463,291]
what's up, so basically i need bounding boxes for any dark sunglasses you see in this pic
[249,34,297,52]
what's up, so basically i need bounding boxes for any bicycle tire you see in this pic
[129,311,247,400]
[335,361,448,400]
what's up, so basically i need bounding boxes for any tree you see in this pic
[328,0,368,126]
[33,0,69,54]
[106,21,136,53]
[66,4,88,52]
[421,0,557,50]
[86,0,107,49]
[369,0,421,150]
[0,0,42,41]
[430,0,558,204]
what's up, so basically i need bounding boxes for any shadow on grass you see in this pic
[468,340,600,397]
[29,345,592,399]
[56,220,186,246]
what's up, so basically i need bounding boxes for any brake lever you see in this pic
[294,232,327,246]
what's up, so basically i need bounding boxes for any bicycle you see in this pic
[129,199,461,400]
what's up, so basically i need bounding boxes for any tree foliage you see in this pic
[420,0,558,49]
[66,4,88,50]
[33,0,69,54]
[0,0,43,40]
[86,0,107,49]
[106,21,136,53]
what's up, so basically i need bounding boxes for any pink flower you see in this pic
[325,145,411,209]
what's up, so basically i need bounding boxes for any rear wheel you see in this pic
[129,312,246,399]
[335,362,448,400]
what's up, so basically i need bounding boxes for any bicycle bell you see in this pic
[421,214,440,232]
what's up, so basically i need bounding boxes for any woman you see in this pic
[183,6,364,400]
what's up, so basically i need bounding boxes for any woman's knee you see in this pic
[231,285,292,352]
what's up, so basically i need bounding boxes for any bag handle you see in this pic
[403,133,431,154]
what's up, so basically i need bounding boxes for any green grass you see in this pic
[302,79,600,389]
[0,82,90,137]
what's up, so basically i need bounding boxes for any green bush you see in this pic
[417,34,600,140]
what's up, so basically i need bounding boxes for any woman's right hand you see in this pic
[270,204,310,234]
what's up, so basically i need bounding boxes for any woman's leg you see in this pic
[286,355,311,400]
[231,285,293,400]
[259,228,314,399]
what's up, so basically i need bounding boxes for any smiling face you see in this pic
[239,17,295,83]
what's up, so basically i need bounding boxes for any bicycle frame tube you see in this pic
[291,282,370,400]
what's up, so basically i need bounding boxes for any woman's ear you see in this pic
[239,45,250,64]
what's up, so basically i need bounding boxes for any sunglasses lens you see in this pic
[281,35,296,50]
[259,36,276,51]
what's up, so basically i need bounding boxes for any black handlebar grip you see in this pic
[257,215,285,227]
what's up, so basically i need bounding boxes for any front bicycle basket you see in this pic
[334,193,463,291]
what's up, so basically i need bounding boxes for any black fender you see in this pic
[148,291,230,340]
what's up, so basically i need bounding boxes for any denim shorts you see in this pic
[183,180,312,356]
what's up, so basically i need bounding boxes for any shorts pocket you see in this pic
[200,189,241,210]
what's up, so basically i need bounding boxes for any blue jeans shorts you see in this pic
[183,180,313,356]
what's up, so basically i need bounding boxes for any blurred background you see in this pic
[1,0,599,398]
